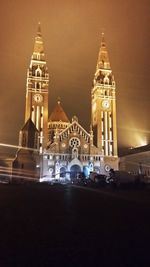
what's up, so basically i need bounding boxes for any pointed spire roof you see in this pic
[20,118,39,149]
[37,21,42,37]
[96,32,111,70]
[32,22,44,59]
[49,99,70,123]
[21,118,39,133]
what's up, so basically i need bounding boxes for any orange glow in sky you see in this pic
[0,1,149,155]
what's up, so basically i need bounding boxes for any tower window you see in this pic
[35,67,42,77]
[104,76,109,85]
[37,82,41,89]
[37,53,40,60]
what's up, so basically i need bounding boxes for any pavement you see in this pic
[0,183,150,267]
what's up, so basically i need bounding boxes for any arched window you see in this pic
[37,53,40,60]
[36,82,41,89]
[35,67,42,77]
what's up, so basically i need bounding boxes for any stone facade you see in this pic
[41,109,118,180]
[17,24,118,182]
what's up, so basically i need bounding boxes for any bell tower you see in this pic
[91,33,117,157]
[25,22,49,150]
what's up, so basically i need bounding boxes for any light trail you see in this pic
[0,173,39,182]
[0,143,39,152]
[118,127,150,134]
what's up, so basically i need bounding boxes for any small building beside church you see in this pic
[13,118,40,181]
[119,144,150,178]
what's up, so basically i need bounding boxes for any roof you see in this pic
[21,118,39,133]
[48,100,70,123]
[129,144,150,154]
[120,144,150,157]
[96,32,111,70]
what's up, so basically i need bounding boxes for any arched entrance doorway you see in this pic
[70,165,81,179]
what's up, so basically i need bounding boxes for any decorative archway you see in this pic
[70,165,81,178]
[69,137,80,159]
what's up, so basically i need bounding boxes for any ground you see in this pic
[0,183,150,267]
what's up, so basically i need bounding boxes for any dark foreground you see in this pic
[0,183,150,267]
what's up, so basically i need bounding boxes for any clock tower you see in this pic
[25,23,49,150]
[91,33,117,157]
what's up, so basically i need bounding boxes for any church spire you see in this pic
[37,21,42,37]
[91,33,118,158]
[32,22,45,60]
[96,32,111,71]
[25,23,49,150]
[94,33,114,87]
[101,32,105,46]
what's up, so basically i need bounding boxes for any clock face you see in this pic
[102,100,110,109]
[33,94,43,103]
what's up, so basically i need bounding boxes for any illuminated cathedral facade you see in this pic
[17,23,118,181]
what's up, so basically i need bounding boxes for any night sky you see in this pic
[0,0,150,153]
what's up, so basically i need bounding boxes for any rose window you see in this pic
[69,137,80,148]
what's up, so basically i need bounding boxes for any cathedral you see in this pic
[15,23,118,182]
